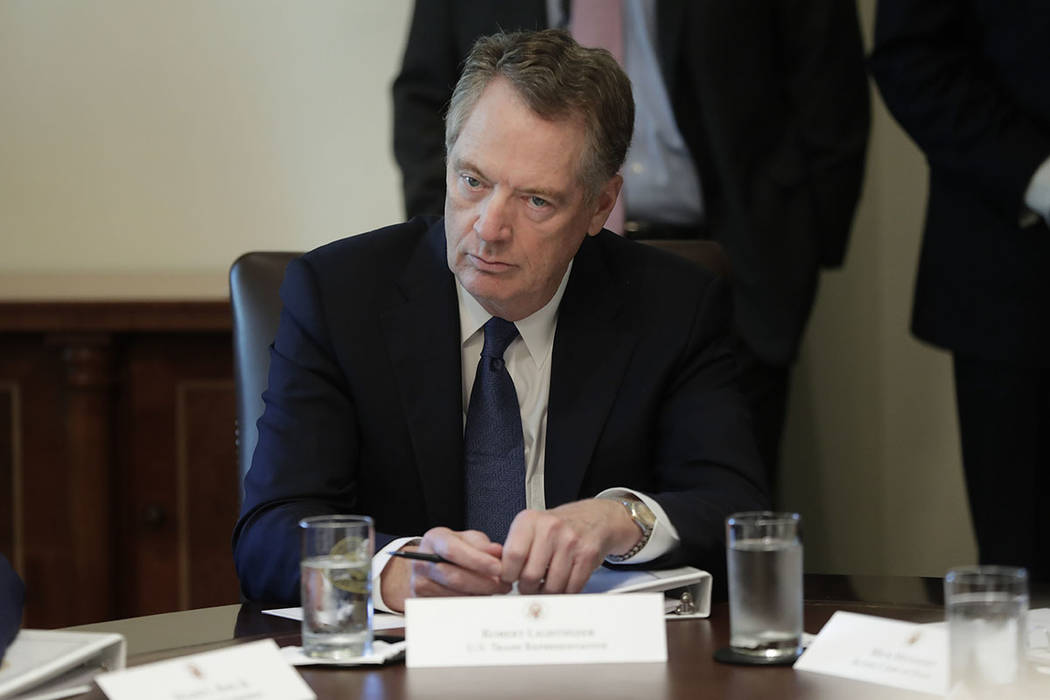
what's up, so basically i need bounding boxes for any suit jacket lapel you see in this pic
[379,221,466,529]
[545,236,640,507]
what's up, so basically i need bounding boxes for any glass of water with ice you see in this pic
[299,515,374,659]
[724,511,803,664]
[945,565,1028,696]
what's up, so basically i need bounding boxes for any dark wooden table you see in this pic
[68,574,1050,699]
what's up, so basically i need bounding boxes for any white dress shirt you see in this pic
[1023,155,1050,228]
[372,264,681,611]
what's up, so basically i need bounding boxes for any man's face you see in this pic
[444,78,620,321]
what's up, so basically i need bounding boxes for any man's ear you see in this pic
[586,174,623,236]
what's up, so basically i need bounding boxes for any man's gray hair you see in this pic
[445,29,634,200]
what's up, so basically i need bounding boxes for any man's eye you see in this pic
[529,195,549,208]
[463,175,481,188]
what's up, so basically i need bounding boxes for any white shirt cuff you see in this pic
[371,536,420,613]
[1023,155,1050,227]
[595,487,681,564]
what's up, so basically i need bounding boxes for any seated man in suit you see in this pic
[233,29,767,612]
[1,553,24,661]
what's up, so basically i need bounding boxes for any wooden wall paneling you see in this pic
[119,334,184,618]
[177,378,239,609]
[0,382,19,571]
[2,300,236,626]
[111,343,139,622]
[0,335,77,628]
[55,333,117,626]
[120,333,238,617]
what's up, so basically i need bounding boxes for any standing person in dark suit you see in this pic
[1,554,24,661]
[870,1,1050,578]
[235,29,766,611]
[392,0,870,490]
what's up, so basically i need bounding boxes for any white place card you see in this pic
[404,592,666,668]
[95,639,315,700]
[794,611,948,695]
[1026,608,1050,664]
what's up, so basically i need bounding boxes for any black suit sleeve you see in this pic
[392,1,461,218]
[776,0,870,267]
[233,257,392,604]
[869,0,1050,219]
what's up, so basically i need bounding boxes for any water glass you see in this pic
[945,565,1028,696]
[299,515,374,659]
[726,511,803,661]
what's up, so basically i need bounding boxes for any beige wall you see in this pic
[0,1,977,575]
[1,0,412,282]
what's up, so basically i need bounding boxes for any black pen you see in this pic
[389,550,451,564]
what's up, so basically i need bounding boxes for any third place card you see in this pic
[794,610,947,695]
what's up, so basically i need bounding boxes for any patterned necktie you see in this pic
[463,317,526,543]
[571,0,627,235]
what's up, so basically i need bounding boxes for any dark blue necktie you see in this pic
[464,317,526,543]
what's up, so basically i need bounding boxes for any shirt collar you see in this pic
[456,261,573,368]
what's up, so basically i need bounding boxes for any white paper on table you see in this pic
[262,608,405,630]
[279,640,406,667]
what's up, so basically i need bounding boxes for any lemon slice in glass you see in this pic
[325,536,370,594]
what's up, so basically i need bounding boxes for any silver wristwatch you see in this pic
[606,496,656,562]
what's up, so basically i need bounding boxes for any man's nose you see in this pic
[475,190,513,241]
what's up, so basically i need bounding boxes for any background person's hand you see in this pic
[500,499,640,595]
[379,527,510,612]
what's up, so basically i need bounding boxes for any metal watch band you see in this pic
[606,497,654,562]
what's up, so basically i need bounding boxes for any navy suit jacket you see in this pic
[870,0,1050,366]
[233,217,766,603]
[0,554,23,661]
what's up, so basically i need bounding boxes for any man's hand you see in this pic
[379,527,511,612]
[500,499,641,595]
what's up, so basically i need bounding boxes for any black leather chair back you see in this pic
[229,251,301,499]
[638,239,731,280]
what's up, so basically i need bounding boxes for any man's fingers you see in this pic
[500,501,622,593]
[409,527,511,597]
[459,530,504,558]
[538,545,575,594]
[516,525,555,593]
[500,512,539,584]
[458,529,494,548]
[565,558,597,594]
[416,560,511,595]
[409,568,459,598]
[421,527,501,578]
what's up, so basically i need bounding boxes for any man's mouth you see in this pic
[468,253,512,272]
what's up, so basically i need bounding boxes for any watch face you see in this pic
[626,498,656,530]
[641,510,657,529]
